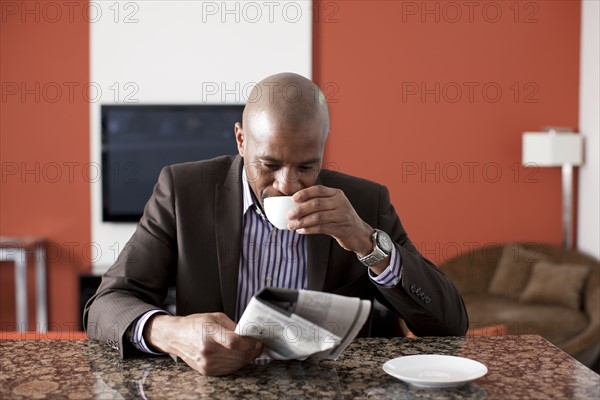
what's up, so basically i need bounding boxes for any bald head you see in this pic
[234,73,330,202]
[242,73,329,138]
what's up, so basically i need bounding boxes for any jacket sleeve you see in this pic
[83,166,177,357]
[373,185,469,336]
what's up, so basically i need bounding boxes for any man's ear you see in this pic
[234,122,244,157]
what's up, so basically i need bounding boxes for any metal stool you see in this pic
[0,237,47,332]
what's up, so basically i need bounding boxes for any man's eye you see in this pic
[264,164,279,171]
[299,165,314,171]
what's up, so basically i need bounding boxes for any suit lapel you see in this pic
[215,156,243,320]
[307,172,331,291]
[215,159,333,313]
[307,234,331,291]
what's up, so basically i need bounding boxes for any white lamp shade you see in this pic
[522,132,584,166]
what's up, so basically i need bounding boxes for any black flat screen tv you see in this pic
[101,104,243,222]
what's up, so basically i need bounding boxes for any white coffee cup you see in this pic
[263,196,296,230]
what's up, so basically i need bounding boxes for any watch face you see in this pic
[376,230,393,253]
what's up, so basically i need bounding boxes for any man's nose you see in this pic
[273,167,302,196]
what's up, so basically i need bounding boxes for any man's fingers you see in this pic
[210,312,237,331]
[220,332,263,352]
[168,313,264,376]
[289,210,340,231]
[292,185,337,202]
[296,225,329,235]
[288,197,336,220]
[201,313,262,354]
[181,342,261,377]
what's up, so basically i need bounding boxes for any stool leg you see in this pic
[36,247,47,332]
[14,249,28,332]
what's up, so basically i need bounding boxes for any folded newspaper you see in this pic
[234,287,372,360]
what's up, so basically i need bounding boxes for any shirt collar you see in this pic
[241,167,258,215]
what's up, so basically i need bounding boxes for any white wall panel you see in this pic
[577,0,600,260]
[91,1,312,271]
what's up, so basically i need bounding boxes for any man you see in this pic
[84,72,468,376]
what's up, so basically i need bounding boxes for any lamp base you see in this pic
[562,164,574,249]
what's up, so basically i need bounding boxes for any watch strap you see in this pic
[358,229,391,267]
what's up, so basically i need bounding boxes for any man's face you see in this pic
[235,110,326,206]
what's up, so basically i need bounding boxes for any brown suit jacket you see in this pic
[84,155,468,356]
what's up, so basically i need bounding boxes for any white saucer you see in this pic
[382,355,488,388]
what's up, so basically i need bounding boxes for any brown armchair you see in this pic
[438,243,600,367]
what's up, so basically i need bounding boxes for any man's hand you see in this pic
[145,312,263,376]
[287,185,374,253]
[287,185,391,275]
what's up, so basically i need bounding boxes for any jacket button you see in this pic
[410,284,417,293]
[425,297,431,303]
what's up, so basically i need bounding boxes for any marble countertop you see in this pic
[1,335,598,399]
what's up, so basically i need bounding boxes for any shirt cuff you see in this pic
[368,245,403,288]
[131,309,169,355]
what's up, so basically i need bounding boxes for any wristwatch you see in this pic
[358,229,393,267]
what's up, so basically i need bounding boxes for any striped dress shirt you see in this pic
[132,167,402,353]
[235,168,309,321]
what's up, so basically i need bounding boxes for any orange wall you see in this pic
[0,0,582,329]
[0,0,90,329]
[314,0,581,264]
